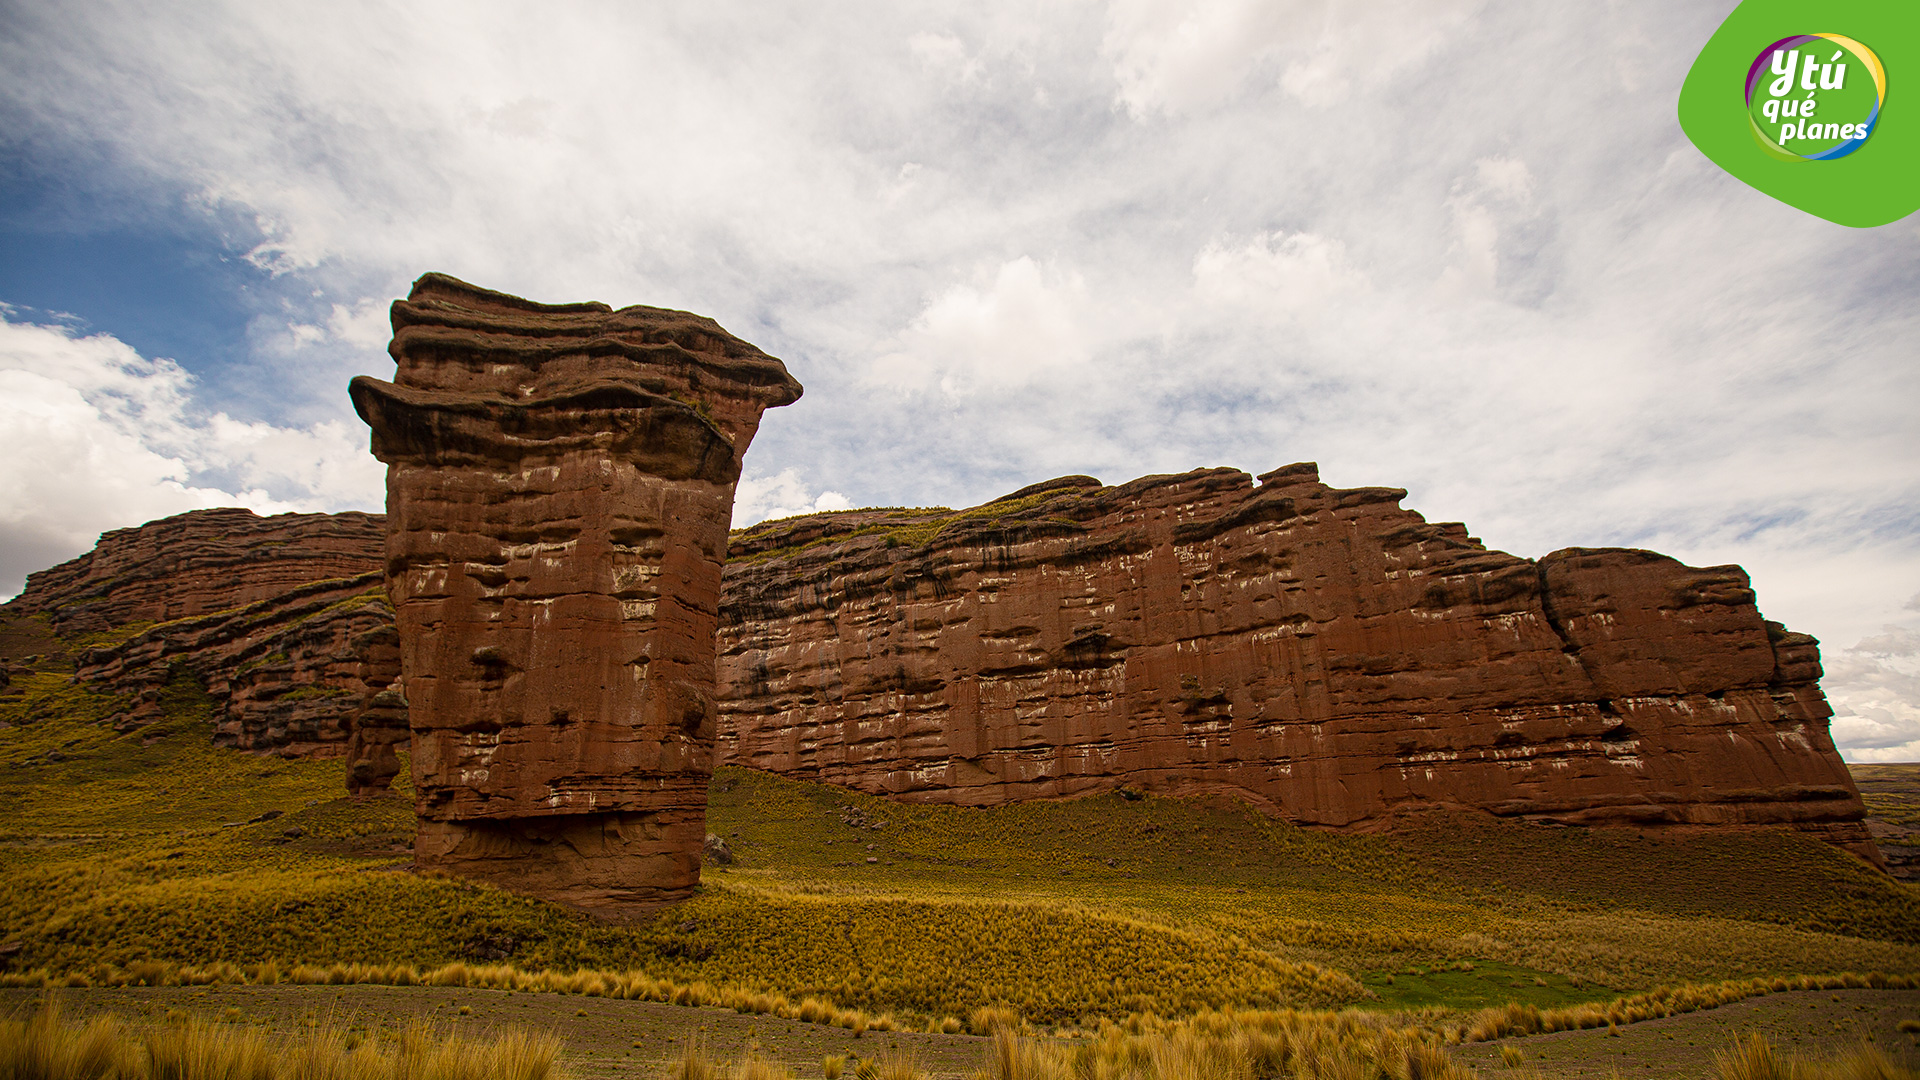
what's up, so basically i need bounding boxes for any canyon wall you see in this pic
[9,507,384,638]
[6,465,1874,870]
[716,465,1875,861]
[4,508,396,759]
[349,273,802,912]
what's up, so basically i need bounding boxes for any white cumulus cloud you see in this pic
[0,1,1916,759]
[870,257,1094,395]
[0,313,385,600]
[733,469,854,528]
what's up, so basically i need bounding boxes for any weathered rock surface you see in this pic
[2,460,1878,870]
[717,465,1876,863]
[8,508,386,637]
[350,272,801,912]
[3,509,399,759]
[75,571,399,755]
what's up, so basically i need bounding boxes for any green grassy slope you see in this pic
[1,621,1916,1027]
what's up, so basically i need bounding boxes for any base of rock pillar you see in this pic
[414,810,704,916]
[345,738,402,797]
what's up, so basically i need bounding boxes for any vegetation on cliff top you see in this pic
[725,489,1074,566]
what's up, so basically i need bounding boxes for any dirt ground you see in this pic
[1449,989,1920,1078]
[4,985,1918,1079]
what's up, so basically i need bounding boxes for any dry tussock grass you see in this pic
[0,1000,562,1080]
[1713,1031,1917,1079]
[0,960,904,1037]
[1454,972,1918,1043]
[967,1009,1476,1080]
[658,1010,1479,1080]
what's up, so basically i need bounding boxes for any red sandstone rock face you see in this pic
[1,459,1878,872]
[8,508,386,637]
[717,464,1874,863]
[73,572,398,754]
[3,509,399,758]
[350,273,801,913]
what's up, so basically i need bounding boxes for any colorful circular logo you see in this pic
[1745,34,1887,160]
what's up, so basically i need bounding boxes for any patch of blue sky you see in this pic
[0,161,267,391]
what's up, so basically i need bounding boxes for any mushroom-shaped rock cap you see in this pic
[350,273,801,477]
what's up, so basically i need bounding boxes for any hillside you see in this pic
[4,477,1881,889]
[2,642,1915,1026]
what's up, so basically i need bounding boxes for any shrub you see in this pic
[969,1007,1021,1037]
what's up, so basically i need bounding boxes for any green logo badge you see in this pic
[1746,35,1883,160]
[1680,0,1917,227]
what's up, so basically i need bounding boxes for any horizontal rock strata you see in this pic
[716,465,1875,863]
[350,272,801,912]
[9,508,386,637]
[4,509,399,762]
[5,463,1877,869]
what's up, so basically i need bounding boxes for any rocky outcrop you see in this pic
[350,273,801,913]
[716,465,1875,863]
[8,508,386,637]
[3,509,399,760]
[3,463,1877,870]
[72,572,398,756]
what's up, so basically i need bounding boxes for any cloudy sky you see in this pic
[0,1,1915,759]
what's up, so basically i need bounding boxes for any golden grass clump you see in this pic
[969,1007,1022,1036]
[732,1050,796,1080]
[1714,1032,1918,1080]
[669,1038,720,1080]
[1715,1033,1790,1080]
[981,1026,1072,1080]
[870,1050,926,1080]
[978,1009,1475,1080]
[0,1004,130,1080]
[0,1001,563,1080]
[668,1042,901,1080]
[1460,973,1920,1042]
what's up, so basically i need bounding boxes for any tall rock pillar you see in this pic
[349,273,801,912]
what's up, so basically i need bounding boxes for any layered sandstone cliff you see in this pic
[716,465,1874,861]
[9,508,385,637]
[350,273,801,912]
[5,509,398,761]
[5,466,1875,870]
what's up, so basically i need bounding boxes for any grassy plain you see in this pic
[2,612,1918,1042]
[1856,764,1920,882]
[7,983,1918,1080]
